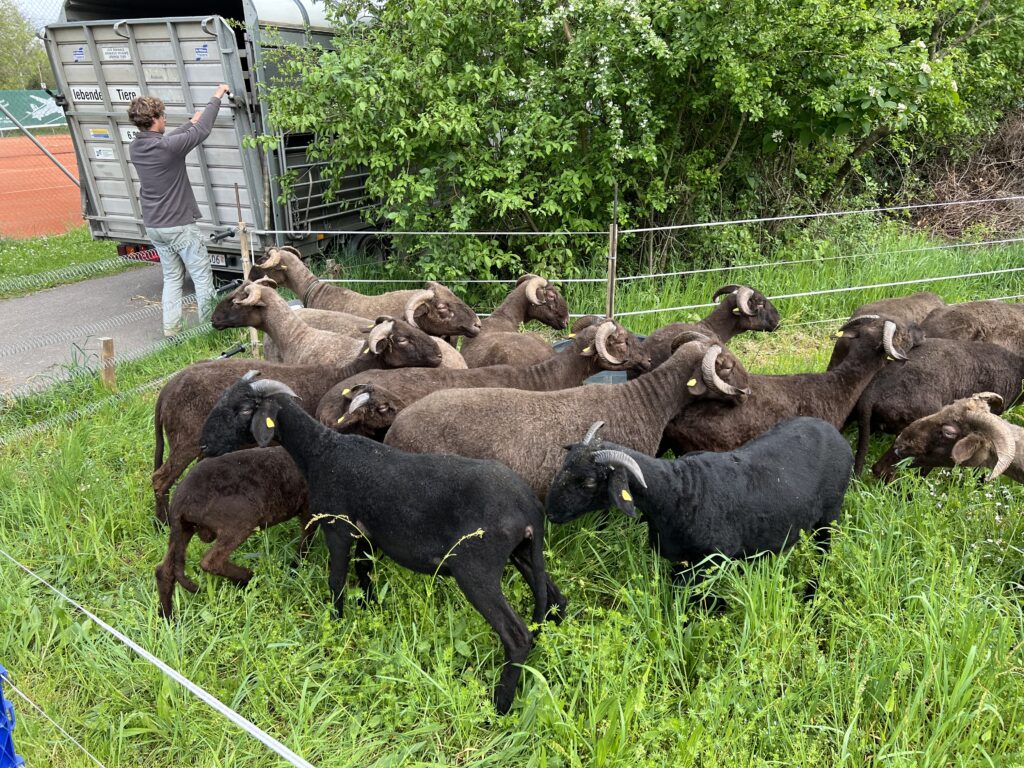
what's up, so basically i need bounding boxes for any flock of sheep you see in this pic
[151,245,1024,713]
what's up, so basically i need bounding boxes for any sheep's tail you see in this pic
[854,395,875,476]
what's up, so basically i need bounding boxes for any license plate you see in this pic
[210,253,227,267]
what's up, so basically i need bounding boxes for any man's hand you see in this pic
[214,83,231,99]
[189,110,203,124]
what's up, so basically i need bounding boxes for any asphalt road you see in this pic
[0,265,202,396]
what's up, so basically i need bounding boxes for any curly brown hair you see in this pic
[127,96,165,130]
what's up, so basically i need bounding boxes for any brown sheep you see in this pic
[827,291,944,370]
[156,446,312,618]
[249,246,481,338]
[460,275,570,367]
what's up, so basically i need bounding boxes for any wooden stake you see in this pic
[605,183,619,319]
[99,337,116,390]
[236,183,261,358]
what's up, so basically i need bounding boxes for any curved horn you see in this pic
[279,245,302,258]
[735,285,755,317]
[712,284,741,303]
[366,320,395,354]
[250,378,300,400]
[839,314,879,332]
[972,392,1004,412]
[258,248,283,269]
[963,411,1017,481]
[404,289,435,325]
[242,370,260,382]
[235,282,264,306]
[594,321,624,365]
[882,320,907,361]
[252,276,278,289]
[347,391,372,414]
[582,421,605,445]
[523,275,547,306]
[593,449,648,489]
[700,345,747,396]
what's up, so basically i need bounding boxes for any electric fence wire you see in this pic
[250,194,1024,239]
[0,547,317,768]
[310,236,1024,286]
[0,672,108,768]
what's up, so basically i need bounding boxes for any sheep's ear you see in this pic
[251,398,282,448]
[686,372,707,396]
[607,468,638,518]
[951,433,988,466]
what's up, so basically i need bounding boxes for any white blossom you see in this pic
[897,103,907,112]
[951,80,958,93]
[920,62,931,74]
[772,129,784,143]
[868,85,880,98]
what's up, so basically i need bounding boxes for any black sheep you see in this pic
[547,418,852,589]
[199,373,567,715]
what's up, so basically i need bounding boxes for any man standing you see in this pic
[128,84,230,337]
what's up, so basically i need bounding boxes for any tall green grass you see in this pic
[1,222,1024,767]
[0,226,133,298]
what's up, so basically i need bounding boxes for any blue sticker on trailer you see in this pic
[0,665,25,768]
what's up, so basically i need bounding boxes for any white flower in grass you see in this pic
[920,62,931,74]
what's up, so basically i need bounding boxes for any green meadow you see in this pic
[2,221,1024,767]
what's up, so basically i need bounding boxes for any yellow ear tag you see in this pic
[621,490,633,502]
[835,331,844,338]
[265,417,275,428]
[362,348,370,354]
[732,308,741,315]
[567,333,576,338]
[687,378,697,387]
[582,346,591,354]
[342,388,351,396]
[337,415,345,424]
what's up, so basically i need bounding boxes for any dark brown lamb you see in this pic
[156,446,312,618]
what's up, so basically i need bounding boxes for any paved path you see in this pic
[0,266,203,396]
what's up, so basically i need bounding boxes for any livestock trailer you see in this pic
[43,0,376,276]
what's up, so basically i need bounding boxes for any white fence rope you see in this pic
[0,672,108,768]
[250,194,1024,239]
[0,547,317,768]
[610,265,1024,318]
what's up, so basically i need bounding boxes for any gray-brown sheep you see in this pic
[383,335,752,500]
[460,275,570,367]
[827,291,944,370]
[248,246,481,338]
[920,300,1024,353]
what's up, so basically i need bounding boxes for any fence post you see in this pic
[99,337,116,391]
[0,665,25,768]
[236,184,261,358]
[605,183,619,319]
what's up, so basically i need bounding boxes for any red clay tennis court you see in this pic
[0,133,83,238]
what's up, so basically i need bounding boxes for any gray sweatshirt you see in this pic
[129,96,222,229]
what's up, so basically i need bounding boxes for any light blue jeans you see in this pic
[146,223,216,335]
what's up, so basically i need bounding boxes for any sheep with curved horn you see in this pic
[661,316,920,458]
[383,334,751,500]
[634,284,781,378]
[890,392,1021,483]
[460,275,571,368]
[249,246,481,339]
[316,318,650,435]
[547,417,852,602]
